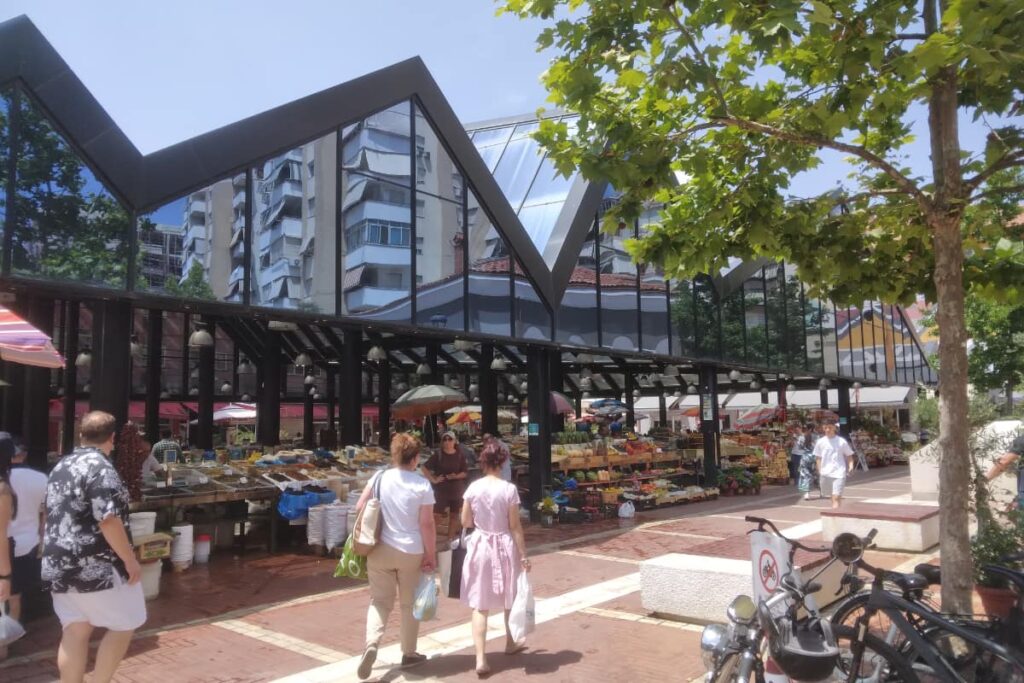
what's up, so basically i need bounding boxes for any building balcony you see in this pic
[256,216,302,253]
[345,244,411,268]
[228,265,245,285]
[270,179,303,207]
[257,258,301,284]
[233,190,247,211]
[345,285,408,311]
[187,198,208,219]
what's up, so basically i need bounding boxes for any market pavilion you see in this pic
[0,16,934,506]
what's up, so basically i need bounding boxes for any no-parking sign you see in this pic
[749,531,792,602]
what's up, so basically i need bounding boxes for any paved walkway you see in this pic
[1,468,923,682]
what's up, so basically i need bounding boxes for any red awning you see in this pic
[49,400,190,421]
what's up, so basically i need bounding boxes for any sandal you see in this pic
[504,642,527,655]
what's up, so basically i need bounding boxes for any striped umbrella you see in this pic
[0,305,64,368]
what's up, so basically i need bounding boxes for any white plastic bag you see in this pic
[508,571,535,643]
[618,501,636,519]
[412,572,438,621]
[0,601,26,646]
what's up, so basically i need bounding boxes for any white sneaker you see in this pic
[803,493,811,500]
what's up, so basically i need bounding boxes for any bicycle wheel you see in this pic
[831,590,940,649]
[898,622,1019,683]
[831,624,920,682]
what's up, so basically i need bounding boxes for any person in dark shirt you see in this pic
[422,431,468,539]
[42,411,145,683]
[986,434,1024,509]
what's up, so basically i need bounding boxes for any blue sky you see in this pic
[1,1,998,209]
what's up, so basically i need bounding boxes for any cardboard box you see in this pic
[134,532,173,561]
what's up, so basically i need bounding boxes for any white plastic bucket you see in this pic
[141,560,162,600]
[129,512,157,538]
[170,524,194,565]
[193,535,212,564]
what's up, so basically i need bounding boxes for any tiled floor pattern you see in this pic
[1,468,921,682]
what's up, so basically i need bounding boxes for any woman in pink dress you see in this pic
[459,443,530,678]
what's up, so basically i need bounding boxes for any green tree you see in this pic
[165,260,216,301]
[965,298,1024,413]
[503,0,1024,611]
[10,92,130,286]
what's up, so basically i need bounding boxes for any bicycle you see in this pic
[838,533,1024,682]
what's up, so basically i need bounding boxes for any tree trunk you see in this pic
[932,214,973,615]
[1006,379,1014,416]
[925,0,973,615]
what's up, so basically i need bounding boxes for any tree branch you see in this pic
[664,8,729,115]
[971,182,1024,202]
[712,115,931,210]
[893,33,928,40]
[964,151,1024,193]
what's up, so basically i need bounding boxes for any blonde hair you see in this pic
[390,432,421,465]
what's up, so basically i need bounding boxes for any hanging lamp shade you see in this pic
[687,383,698,395]
[367,346,387,362]
[220,382,232,393]
[129,336,142,357]
[75,348,92,368]
[490,356,507,371]
[237,357,253,374]
[294,351,313,367]
[728,369,742,381]
[786,383,797,392]
[188,327,214,348]
[304,373,316,385]
[453,339,475,352]
[416,363,432,376]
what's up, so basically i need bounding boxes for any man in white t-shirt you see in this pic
[7,435,47,627]
[813,423,855,509]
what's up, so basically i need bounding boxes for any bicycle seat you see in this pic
[891,572,930,594]
[914,563,941,585]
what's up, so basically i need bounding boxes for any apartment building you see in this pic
[138,221,183,291]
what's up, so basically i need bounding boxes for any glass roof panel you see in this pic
[466,116,582,264]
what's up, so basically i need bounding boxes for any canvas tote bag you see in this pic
[351,471,384,556]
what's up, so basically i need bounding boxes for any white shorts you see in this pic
[820,475,846,497]
[52,573,147,632]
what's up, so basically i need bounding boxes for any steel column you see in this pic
[377,362,391,449]
[90,300,132,427]
[526,348,552,506]
[339,330,362,445]
[22,296,54,470]
[196,319,215,450]
[837,382,852,439]
[479,345,498,436]
[60,301,79,454]
[144,310,162,444]
[698,365,720,484]
[259,331,281,446]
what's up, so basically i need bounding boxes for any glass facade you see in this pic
[0,60,936,387]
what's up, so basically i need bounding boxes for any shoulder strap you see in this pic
[372,469,384,500]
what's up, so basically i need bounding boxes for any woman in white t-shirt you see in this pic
[355,433,437,681]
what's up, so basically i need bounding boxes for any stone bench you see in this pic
[820,503,939,552]
[640,535,844,624]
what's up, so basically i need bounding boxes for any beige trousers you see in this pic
[365,542,423,655]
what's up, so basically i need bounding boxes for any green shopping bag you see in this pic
[334,535,368,581]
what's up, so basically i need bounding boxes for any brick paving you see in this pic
[0,468,919,682]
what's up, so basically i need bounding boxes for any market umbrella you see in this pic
[586,398,628,414]
[392,385,467,420]
[446,410,480,426]
[0,305,64,368]
[549,391,575,416]
[734,406,779,430]
[213,402,258,423]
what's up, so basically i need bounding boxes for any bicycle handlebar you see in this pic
[744,515,830,554]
